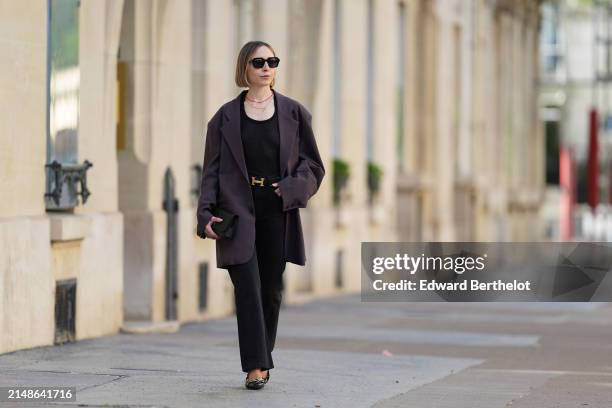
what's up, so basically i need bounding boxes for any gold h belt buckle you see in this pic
[251,176,265,186]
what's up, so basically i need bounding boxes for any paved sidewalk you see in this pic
[1,294,611,407]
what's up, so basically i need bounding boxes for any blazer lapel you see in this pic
[275,90,299,177]
[220,93,249,183]
[220,90,299,182]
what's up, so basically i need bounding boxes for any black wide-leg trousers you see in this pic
[227,184,286,373]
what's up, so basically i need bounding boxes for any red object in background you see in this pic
[560,146,575,240]
[609,158,612,204]
[587,108,599,211]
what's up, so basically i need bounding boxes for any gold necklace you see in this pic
[245,92,273,103]
[246,98,273,110]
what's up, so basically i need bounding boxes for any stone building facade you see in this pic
[0,0,544,354]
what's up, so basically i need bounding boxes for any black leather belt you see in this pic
[249,174,281,187]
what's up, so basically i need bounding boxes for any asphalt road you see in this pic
[1,294,611,407]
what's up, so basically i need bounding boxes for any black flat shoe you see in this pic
[263,370,270,384]
[245,374,266,390]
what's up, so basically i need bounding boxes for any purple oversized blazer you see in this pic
[196,89,326,269]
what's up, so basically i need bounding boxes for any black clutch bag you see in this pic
[211,208,238,239]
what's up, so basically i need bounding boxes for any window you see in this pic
[539,3,563,81]
[46,0,91,210]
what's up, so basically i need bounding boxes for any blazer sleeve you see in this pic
[277,104,326,211]
[196,112,222,239]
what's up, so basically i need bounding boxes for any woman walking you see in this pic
[196,41,325,390]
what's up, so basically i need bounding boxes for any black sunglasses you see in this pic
[249,57,280,69]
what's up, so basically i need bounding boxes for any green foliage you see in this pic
[367,161,383,195]
[332,158,350,207]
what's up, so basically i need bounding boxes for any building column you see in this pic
[337,0,369,291]
[433,0,459,241]
[370,0,399,242]
[254,0,290,91]
[191,0,238,319]
[119,0,194,322]
[305,0,337,296]
[0,0,51,354]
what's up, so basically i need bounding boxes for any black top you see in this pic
[240,90,281,178]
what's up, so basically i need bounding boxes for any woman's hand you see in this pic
[205,216,223,239]
[271,182,282,197]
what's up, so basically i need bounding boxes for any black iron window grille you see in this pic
[45,160,93,208]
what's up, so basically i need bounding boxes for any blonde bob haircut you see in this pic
[235,41,277,88]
